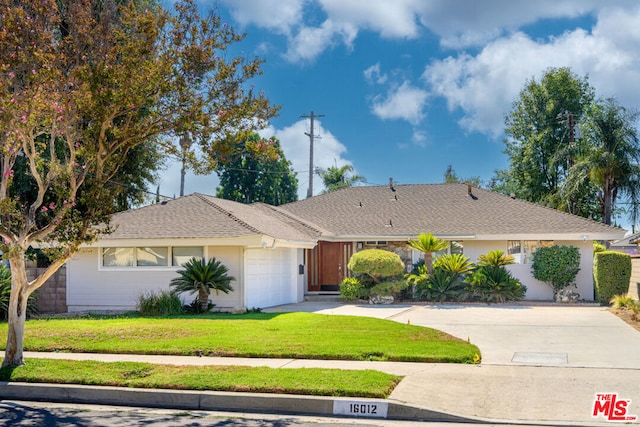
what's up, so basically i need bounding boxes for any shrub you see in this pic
[347,249,404,283]
[369,280,408,299]
[531,245,580,291]
[593,241,606,253]
[477,250,514,267]
[170,257,235,313]
[594,251,631,305]
[434,253,475,275]
[415,268,465,303]
[340,277,368,301]
[0,265,38,320]
[465,265,527,303]
[610,294,636,309]
[137,290,184,316]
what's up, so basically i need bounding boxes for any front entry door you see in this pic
[319,241,343,287]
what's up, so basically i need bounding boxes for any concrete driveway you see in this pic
[265,302,640,369]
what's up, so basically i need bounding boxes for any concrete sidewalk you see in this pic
[2,302,640,425]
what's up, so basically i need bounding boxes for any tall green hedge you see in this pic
[593,251,631,305]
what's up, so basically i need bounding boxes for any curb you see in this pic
[0,382,477,423]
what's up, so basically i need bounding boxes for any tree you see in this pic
[0,0,278,367]
[443,165,481,187]
[407,233,449,273]
[563,98,640,226]
[495,67,596,217]
[216,133,298,205]
[315,164,365,193]
[170,257,234,312]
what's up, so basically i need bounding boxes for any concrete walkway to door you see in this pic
[264,301,640,425]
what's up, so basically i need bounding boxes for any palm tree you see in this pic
[564,98,640,225]
[316,164,366,193]
[170,257,235,312]
[407,233,449,273]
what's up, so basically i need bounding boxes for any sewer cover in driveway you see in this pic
[512,352,568,364]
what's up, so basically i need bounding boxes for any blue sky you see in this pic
[159,1,640,229]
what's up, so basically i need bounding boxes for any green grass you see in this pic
[0,312,480,363]
[0,358,401,398]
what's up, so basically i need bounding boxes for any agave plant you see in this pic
[170,257,235,313]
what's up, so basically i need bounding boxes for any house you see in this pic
[66,183,626,311]
[66,194,320,312]
[609,232,640,255]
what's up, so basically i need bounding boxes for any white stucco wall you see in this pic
[66,246,243,312]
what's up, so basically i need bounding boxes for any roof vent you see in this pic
[385,219,393,227]
[389,177,395,192]
[467,183,478,200]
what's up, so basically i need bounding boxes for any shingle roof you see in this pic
[104,194,319,242]
[279,183,625,239]
[612,232,640,247]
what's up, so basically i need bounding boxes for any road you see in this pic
[0,401,526,427]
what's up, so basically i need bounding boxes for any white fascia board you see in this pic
[474,231,627,241]
[318,234,477,242]
[86,235,265,248]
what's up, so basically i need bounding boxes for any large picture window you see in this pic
[507,240,554,264]
[101,246,203,268]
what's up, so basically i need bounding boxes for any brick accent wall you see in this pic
[27,267,67,314]
[630,256,640,300]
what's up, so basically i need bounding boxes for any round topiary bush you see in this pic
[531,245,581,292]
[347,249,405,283]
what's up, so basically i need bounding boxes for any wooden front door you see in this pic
[319,241,343,287]
[306,241,353,291]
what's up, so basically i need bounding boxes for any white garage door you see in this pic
[245,248,296,309]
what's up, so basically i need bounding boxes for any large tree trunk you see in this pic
[2,256,31,368]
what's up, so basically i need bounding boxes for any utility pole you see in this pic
[301,111,325,198]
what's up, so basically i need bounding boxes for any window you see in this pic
[102,248,134,267]
[172,247,203,266]
[136,247,169,267]
[507,240,554,264]
[101,246,203,268]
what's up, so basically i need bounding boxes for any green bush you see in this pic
[137,290,184,316]
[340,277,368,301]
[415,268,465,303]
[531,245,580,291]
[347,249,404,283]
[476,250,515,267]
[0,265,39,320]
[434,253,475,275]
[594,251,631,305]
[465,266,527,303]
[593,241,606,253]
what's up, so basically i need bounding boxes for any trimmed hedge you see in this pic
[347,249,404,282]
[593,251,631,305]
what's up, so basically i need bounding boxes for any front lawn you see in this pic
[0,359,400,398]
[0,312,480,363]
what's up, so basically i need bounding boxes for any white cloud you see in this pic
[284,19,357,63]
[423,4,640,137]
[219,0,303,36]
[363,63,388,85]
[260,120,356,197]
[219,0,634,61]
[370,81,428,125]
